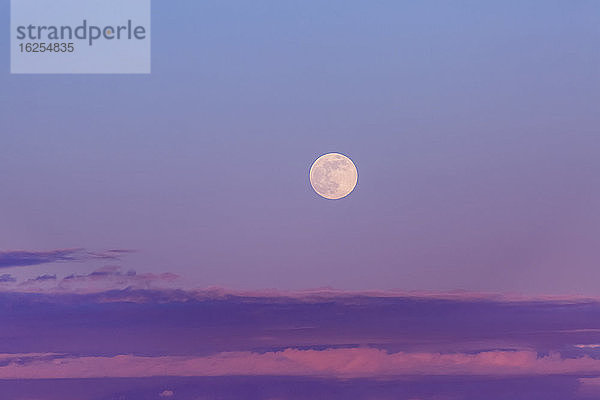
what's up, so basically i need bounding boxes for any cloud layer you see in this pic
[0,265,178,294]
[1,265,600,397]
[2,348,600,380]
[0,248,134,269]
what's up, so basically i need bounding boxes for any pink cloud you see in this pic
[2,348,600,379]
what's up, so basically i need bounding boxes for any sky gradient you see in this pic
[1,0,600,398]
[1,0,600,293]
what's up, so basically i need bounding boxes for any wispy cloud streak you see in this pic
[0,274,16,283]
[0,248,134,269]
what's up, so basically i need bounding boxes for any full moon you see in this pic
[309,153,358,200]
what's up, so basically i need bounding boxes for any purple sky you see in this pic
[1,0,600,398]
[1,0,600,293]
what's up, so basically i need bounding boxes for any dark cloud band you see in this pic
[0,248,134,269]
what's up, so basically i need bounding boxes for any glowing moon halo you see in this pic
[309,153,358,200]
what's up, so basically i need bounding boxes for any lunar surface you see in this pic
[309,153,358,200]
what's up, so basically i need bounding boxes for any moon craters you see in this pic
[310,153,358,200]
